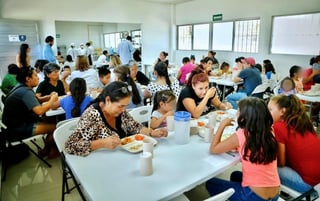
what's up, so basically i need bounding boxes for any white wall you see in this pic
[175,0,320,78]
[0,0,172,64]
[55,21,103,52]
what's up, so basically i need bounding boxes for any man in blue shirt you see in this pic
[226,57,262,109]
[117,36,134,65]
[43,35,56,63]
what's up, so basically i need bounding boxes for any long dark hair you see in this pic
[237,97,277,164]
[70,78,87,117]
[152,90,176,112]
[16,66,35,84]
[114,66,141,105]
[265,63,276,74]
[154,62,172,90]
[19,43,29,67]
[270,95,316,135]
[91,81,131,105]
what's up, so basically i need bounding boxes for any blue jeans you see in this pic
[206,171,279,201]
[278,167,312,193]
[226,92,247,109]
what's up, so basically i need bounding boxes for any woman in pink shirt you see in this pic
[177,57,195,85]
[206,97,280,201]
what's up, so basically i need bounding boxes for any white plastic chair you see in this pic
[53,118,86,201]
[56,117,80,128]
[128,105,152,124]
[280,184,320,201]
[203,188,235,201]
[251,82,271,99]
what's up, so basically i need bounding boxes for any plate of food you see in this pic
[214,110,227,121]
[120,134,157,153]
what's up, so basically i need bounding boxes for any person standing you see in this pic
[43,36,56,63]
[16,43,31,67]
[78,43,86,56]
[117,36,134,65]
[67,43,78,61]
[86,42,94,66]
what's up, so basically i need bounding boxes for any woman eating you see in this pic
[65,81,168,156]
[144,62,180,99]
[36,63,69,103]
[176,68,232,118]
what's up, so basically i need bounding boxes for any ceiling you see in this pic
[143,0,194,4]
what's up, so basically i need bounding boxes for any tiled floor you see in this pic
[1,142,241,201]
[1,142,83,201]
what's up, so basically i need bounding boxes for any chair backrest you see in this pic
[128,105,152,124]
[53,118,80,152]
[273,85,280,95]
[251,82,270,95]
[56,117,80,128]
[203,188,235,201]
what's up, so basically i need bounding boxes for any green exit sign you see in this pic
[212,14,223,21]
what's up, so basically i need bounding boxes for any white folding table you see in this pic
[65,130,240,201]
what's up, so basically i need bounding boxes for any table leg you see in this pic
[222,85,226,101]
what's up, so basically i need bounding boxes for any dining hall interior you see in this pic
[0,0,320,200]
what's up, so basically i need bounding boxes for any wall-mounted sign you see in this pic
[19,35,26,41]
[212,14,223,21]
[8,34,27,42]
[56,34,61,38]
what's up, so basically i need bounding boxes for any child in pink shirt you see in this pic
[177,57,195,85]
[206,97,280,201]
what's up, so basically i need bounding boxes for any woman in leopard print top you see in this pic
[65,81,167,156]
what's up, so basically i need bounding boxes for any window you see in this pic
[234,19,260,53]
[178,25,192,50]
[271,13,320,55]
[103,32,121,48]
[131,30,142,49]
[212,22,233,51]
[193,24,210,50]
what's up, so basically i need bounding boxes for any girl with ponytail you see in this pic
[113,65,144,109]
[144,62,180,100]
[150,90,176,129]
[53,78,93,119]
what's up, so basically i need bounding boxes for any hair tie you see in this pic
[126,74,130,78]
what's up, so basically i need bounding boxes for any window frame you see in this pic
[176,24,193,50]
[233,18,260,53]
[192,23,211,51]
[212,21,234,52]
[176,18,261,53]
[270,12,320,55]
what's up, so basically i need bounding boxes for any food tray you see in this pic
[120,135,157,153]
